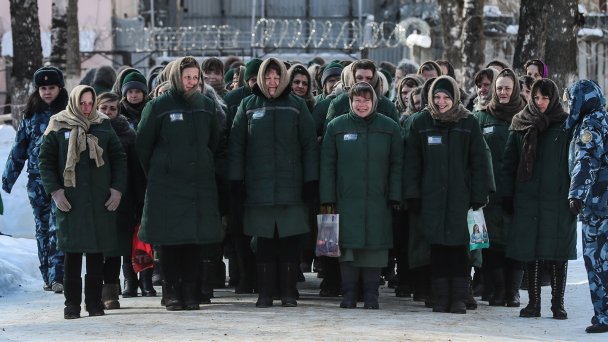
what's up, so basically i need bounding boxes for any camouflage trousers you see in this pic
[27,176,64,284]
[581,214,608,325]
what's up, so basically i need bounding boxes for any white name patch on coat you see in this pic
[170,113,184,122]
[427,136,442,145]
[483,126,494,134]
[252,110,265,119]
[343,133,358,141]
[64,132,70,139]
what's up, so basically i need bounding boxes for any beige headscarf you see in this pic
[169,56,203,99]
[44,85,108,187]
[257,57,290,99]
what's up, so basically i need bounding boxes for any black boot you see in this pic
[520,260,541,318]
[255,263,276,308]
[182,282,200,310]
[84,275,105,317]
[139,268,157,297]
[214,259,227,288]
[101,283,120,310]
[465,276,478,310]
[505,268,524,307]
[450,277,468,314]
[279,262,299,307]
[432,278,450,313]
[163,281,184,311]
[550,261,568,320]
[63,277,82,319]
[319,257,341,297]
[481,266,494,301]
[489,268,506,306]
[339,262,359,308]
[121,263,138,297]
[361,267,381,309]
[200,260,214,304]
[395,260,411,297]
[413,266,430,303]
[152,260,162,286]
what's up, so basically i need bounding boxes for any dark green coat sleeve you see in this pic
[469,120,491,204]
[227,100,247,181]
[107,127,128,194]
[38,133,62,196]
[319,122,337,204]
[500,131,519,197]
[403,117,422,200]
[388,122,403,202]
[136,101,159,176]
[298,103,320,183]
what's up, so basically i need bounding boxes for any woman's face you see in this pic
[181,67,200,92]
[351,94,373,117]
[400,84,414,107]
[521,84,531,102]
[534,89,550,113]
[39,85,61,105]
[97,100,119,119]
[79,91,95,118]
[476,75,492,100]
[412,93,422,111]
[421,69,438,80]
[526,64,542,80]
[495,76,514,104]
[433,92,453,114]
[264,68,280,97]
[291,74,309,97]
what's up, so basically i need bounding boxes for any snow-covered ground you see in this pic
[0,124,604,341]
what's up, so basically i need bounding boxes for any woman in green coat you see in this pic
[501,78,576,319]
[404,76,490,314]
[228,57,319,308]
[39,85,127,319]
[136,56,223,311]
[473,68,527,308]
[320,82,402,309]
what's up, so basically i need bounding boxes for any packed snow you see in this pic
[0,124,605,341]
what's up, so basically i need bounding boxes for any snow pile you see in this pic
[506,25,519,35]
[406,33,431,48]
[0,235,40,296]
[0,125,35,238]
[484,5,502,17]
[578,28,604,38]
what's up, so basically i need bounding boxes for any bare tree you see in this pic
[50,0,68,70]
[9,0,43,128]
[66,0,81,81]
[461,0,485,91]
[437,0,464,69]
[512,0,547,74]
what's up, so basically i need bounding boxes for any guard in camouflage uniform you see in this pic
[2,66,68,293]
[564,79,608,334]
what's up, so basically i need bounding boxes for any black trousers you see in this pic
[102,256,122,284]
[256,231,303,264]
[430,244,470,279]
[482,248,523,271]
[159,244,202,284]
[64,252,104,280]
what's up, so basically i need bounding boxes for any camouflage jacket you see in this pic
[565,80,608,216]
[2,110,52,193]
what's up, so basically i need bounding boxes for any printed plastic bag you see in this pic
[315,213,340,257]
[132,223,154,273]
[467,209,490,251]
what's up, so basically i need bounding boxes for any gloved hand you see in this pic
[230,180,246,205]
[105,188,122,211]
[569,198,583,215]
[470,202,485,211]
[389,200,401,211]
[502,197,514,216]
[302,181,319,205]
[406,198,421,214]
[321,203,336,214]
[52,189,72,212]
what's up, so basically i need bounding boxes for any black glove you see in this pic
[470,202,485,211]
[302,181,319,205]
[569,198,583,215]
[389,200,401,211]
[406,198,421,214]
[502,197,514,216]
[230,180,246,205]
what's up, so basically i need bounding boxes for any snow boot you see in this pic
[465,277,478,310]
[121,263,138,297]
[63,277,82,319]
[362,267,381,309]
[101,283,120,310]
[163,281,184,311]
[339,262,359,308]
[550,261,568,320]
[279,262,299,307]
[489,268,506,306]
[182,282,200,310]
[450,277,468,314]
[139,268,157,297]
[255,263,276,308]
[520,260,541,318]
[84,275,105,317]
[505,268,524,307]
[431,278,450,312]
